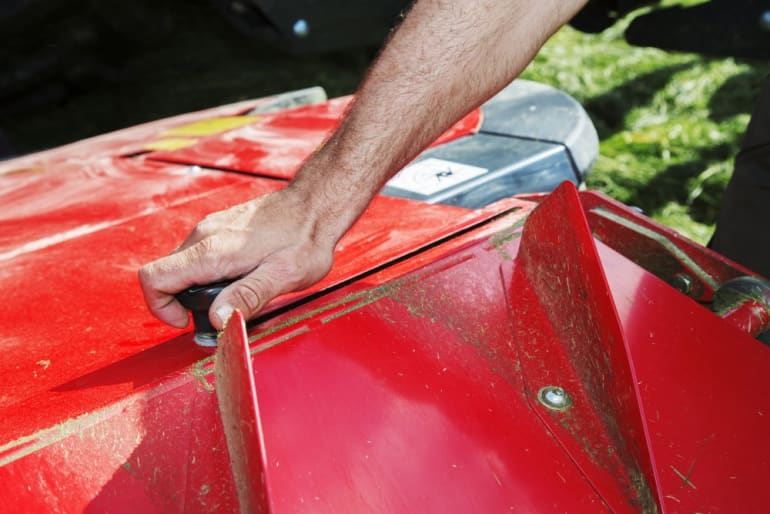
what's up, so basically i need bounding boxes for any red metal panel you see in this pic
[239,211,606,513]
[145,97,349,179]
[506,182,659,511]
[3,178,770,512]
[0,373,240,513]
[507,185,770,511]
[0,93,479,179]
[2,203,575,513]
[0,176,281,445]
[146,100,482,179]
[215,309,271,513]
[721,299,770,337]
[601,242,770,512]
[0,157,251,256]
[0,166,518,447]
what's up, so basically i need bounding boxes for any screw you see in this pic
[293,19,309,38]
[537,386,572,411]
[760,11,770,32]
[672,273,693,295]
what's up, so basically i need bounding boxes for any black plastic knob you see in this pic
[176,281,232,347]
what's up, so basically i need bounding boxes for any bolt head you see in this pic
[537,386,572,411]
[672,273,693,295]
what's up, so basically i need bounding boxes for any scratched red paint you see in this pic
[1,89,769,514]
[146,97,482,179]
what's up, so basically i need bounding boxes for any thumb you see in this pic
[209,264,286,329]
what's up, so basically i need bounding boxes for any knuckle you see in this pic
[137,264,151,284]
[187,237,230,282]
[137,263,157,288]
[232,278,269,314]
[194,235,223,260]
[189,225,206,241]
[192,214,218,238]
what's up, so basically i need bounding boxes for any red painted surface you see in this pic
[145,100,482,179]
[0,164,511,446]
[1,88,770,513]
[215,310,269,513]
[508,183,659,511]
[2,172,770,511]
[146,97,350,179]
[721,299,770,337]
[242,236,607,513]
[0,157,248,256]
[602,245,770,512]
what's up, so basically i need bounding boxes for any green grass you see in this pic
[522,18,769,243]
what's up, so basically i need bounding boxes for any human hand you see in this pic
[138,185,336,330]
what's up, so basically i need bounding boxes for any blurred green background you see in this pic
[1,0,768,244]
[524,17,770,244]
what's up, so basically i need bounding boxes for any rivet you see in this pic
[537,386,572,411]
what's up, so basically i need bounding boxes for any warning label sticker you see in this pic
[387,158,488,196]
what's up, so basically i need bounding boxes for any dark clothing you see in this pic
[710,76,770,277]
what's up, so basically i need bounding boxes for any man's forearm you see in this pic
[292,0,589,243]
[139,0,590,328]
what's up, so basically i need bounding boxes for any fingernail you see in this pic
[215,305,234,325]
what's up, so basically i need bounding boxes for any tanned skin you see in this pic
[139,0,589,329]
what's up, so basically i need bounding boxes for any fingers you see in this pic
[138,239,239,328]
[139,190,337,331]
[209,260,289,330]
[138,282,190,329]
